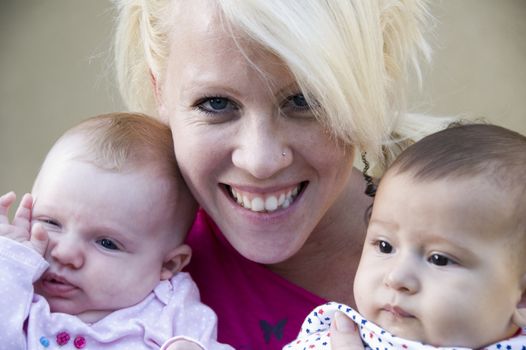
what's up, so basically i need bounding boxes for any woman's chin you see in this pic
[227,234,303,265]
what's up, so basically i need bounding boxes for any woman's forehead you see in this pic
[169,0,279,61]
[170,0,221,35]
[165,1,296,93]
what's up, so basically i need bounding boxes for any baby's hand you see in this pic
[164,341,203,350]
[161,338,204,350]
[330,311,364,350]
[0,192,48,256]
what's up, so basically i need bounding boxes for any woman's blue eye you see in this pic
[208,98,228,110]
[97,238,119,251]
[282,93,316,117]
[378,240,393,254]
[285,94,311,110]
[428,254,452,266]
[291,94,308,108]
[197,97,238,114]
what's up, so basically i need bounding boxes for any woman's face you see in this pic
[158,0,355,264]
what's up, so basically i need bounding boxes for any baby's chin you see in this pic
[44,300,112,324]
[376,320,426,344]
[371,313,430,345]
[369,307,519,348]
[375,318,487,349]
[69,309,113,324]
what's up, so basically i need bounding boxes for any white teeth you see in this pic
[251,197,264,212]
[243,195,251,209]
[228,184,303,213]
[278,193,285,206]
[265,196,278,211]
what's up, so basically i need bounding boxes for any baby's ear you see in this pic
[160,244,192,281]
[512,273,526,327]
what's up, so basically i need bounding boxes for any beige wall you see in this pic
[0,1,122,199]
[412,0,526,132]
[1,1,525,204]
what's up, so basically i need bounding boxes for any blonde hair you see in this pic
[114,0,454,172]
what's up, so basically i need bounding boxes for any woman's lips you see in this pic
[224,181,307,213]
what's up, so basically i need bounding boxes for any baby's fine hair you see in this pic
[63,112,176,175]
[113,0,454,172]
[388,123,526,245]
[389,123,526,189]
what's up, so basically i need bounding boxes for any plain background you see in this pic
[1,0,525,206]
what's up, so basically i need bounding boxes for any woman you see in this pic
[113,0,450,348]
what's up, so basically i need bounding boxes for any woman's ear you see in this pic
[512,273,526,327]
[151,69,169,122]
[151,69,161,102]
[160,244,192,281]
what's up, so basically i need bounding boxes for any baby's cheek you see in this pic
[353,269,372,315]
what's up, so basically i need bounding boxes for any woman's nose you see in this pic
[49,234,84,269]
[383,255,420,294]
[231,116,292,179]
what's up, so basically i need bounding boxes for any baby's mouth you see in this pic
[38,273,79,295]
[383,305,415,319]
[49,278,66,285]
[224,182,307,213]
[43,273,75,287]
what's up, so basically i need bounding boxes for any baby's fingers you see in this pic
[330,312,364,350]
[12,193,33,232]
[0,192,16,224]
[29,223,48,256]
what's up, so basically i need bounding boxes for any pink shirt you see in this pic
[185,209,326,350]
[0,236,231,350]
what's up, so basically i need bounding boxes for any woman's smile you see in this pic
[224,182,307,213]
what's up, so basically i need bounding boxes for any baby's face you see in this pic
[354,172,523,348]
[31,151,181,323]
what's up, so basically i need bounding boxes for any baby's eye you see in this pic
[428,254,455,266]
[376,240,393,254]
[35,218,61,229]
[96,238,119,251]
[43,219,58,226]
